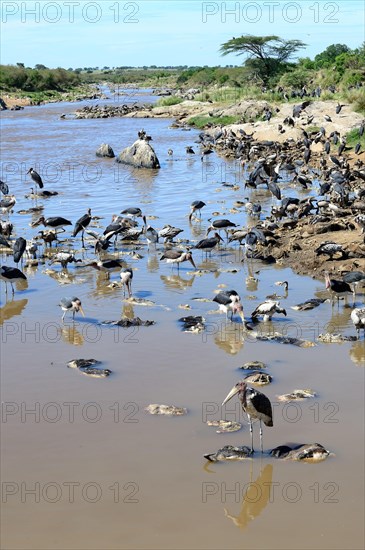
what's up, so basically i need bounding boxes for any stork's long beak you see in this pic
[282,309,287,316]
[30,217,42,228]
[189,256,196,268]
[222,385,239,406]
[79,306,85,317]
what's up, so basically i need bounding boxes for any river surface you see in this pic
[1,89,364,550]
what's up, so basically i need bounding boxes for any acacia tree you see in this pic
[220,35,306,83]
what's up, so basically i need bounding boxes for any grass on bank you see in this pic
[345,127,365,148]
[187,114,242,129]
[155,96,183,107]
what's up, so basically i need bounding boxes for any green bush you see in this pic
[345,127,365,147]
[187,114,241,129]
[156,96,183,106]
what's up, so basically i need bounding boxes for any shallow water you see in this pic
[1,91,364,550]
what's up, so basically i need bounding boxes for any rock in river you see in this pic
[116,138,160,169]
[96,143,115,158]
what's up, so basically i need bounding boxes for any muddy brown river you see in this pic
[1,89,364,549]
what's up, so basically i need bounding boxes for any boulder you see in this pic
[116,139,160,169]
[96,143,115,158]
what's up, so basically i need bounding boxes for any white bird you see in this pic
[26,240,39,259]
[251,300,287,322]
[120,268,133,297]
[351,307,365,339]
[213,290,244,322]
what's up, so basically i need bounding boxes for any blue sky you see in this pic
[1,1,364,68]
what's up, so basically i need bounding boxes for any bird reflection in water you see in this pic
[0,298,28,324]
[197,258,222,276]
[224,464,273,530]
[121,302,135,320]
[147,253,159,273]
[189,222,206,239]
[245,275,258,293]
[325,306,353,334]
[43,268,78,285]
[244,262,259,293]
[60,324,84,346]
[213,321,245,355]
[160,273,196,292]
[349,339,365,366]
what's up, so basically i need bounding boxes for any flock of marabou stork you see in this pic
[1,125,365,454]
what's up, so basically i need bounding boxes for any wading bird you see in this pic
[251,300,287,322]
[0,265,27,294]
[27,167,44,189]
[213,290,244,322]
[31,215,72,233]
[195,232,223,256]
[59,296,84,322]
[222,381,273,453]
[324,271,352,304]
[49,252,82,270]
[0,195,16,215]
[0,180,9,195]
[13,237,27,264]
[72,208,92,247]
[188,200,206,221]
[87,259,125,279]
[160,250,196,271]
[206,219,236,238]
[342,271,365,298]
[121,207,143,220]
[351,307,365,339]
[120,268,133,297]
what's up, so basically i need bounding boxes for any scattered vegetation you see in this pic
[187,115,241,129]
[345,127,365,148]
[156,96,183,107]
[1,41,364,112]
[0,64,80,92]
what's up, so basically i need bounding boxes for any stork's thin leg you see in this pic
[62,311,66,322]
[248,415,253,453]
[11,283,15,295]
[259,420,263,453]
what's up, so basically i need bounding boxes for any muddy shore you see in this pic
[139,98,365,280]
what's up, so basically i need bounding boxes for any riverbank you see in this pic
[0,83,104,108]
[2,88,364,281]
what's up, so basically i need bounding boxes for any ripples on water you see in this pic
[1,89,364,550]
